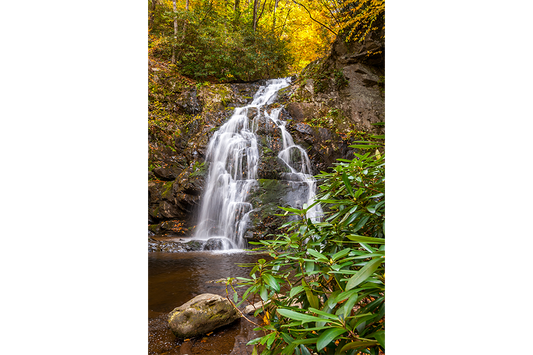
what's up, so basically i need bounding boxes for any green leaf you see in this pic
[260,285,268,301]
[351,313,377,330]
[333,289,359,304]
[260,332,278,349]
[285,326,332,332]
[299,344,312,355]
[352,215,370,232]
[326,290,342,308]
[341,211,362,227]
[349,140,376,144]
[348,205,359,213]
[371,331,385,348]
[267,331,276,348]
[371,134,385,139]
[247,337,262,346]
[290,285,305,298]
[342,291,359,319]
[280,332,294,344]
[316,327,347,351]
[346,235,385,244]
[319,199,347,204]
[306,290,320,309]
[349,144,381,150]
[279,206,303,214]
[346,258,383,290]
[281,338,318,355]
[263,274,280,292]
[305,261,315,272]
[332,248,351,261]
[339,340,378,352]
[369,192,384,199]
[341,172,354,197]
[276,309,327,323]
[307,249,329,262]
[308,307,339,320]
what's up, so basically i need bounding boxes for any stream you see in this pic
[149,78,320,354]
[148,251,267,355]
[193,77,321,250]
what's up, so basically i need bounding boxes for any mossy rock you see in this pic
[246,179,313,240]
[168,293,239,338]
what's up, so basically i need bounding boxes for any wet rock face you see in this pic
[149,76,268,239]
[148,237,206,252]
[149,35,384,241]
[204,238,233,251]
[167,293,239,338]
[244,179,313,240]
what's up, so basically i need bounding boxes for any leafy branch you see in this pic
[229,145,385,354]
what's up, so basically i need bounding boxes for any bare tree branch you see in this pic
[292,0,337,36]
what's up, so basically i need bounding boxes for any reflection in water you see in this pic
[148,251,267,355]
[149,251,264,315]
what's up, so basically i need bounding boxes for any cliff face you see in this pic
[149,59,264,237]
[300,33,383,130]
[148,32,385,241]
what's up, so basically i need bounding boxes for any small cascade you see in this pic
[194,78,322,251]
[265,108,323,223]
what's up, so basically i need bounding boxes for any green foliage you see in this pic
[149,1,293,82]
[228,142,385,354]
[190,161,207,177]
[149,0,385,82]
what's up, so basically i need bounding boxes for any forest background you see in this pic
[148,0,383,82]
[146,0,388,355]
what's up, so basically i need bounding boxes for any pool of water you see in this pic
[148,251,267,355]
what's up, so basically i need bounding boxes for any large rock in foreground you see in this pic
[167,293,239,338]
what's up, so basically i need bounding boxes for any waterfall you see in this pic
[194,78,322,251]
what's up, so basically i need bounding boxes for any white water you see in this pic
[194,78,322,250]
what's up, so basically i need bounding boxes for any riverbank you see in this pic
[148,251,268,354]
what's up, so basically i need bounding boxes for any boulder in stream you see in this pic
[168,293,239,338]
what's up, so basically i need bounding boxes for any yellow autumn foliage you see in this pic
[149,0,384,77]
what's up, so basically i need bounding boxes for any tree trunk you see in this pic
[252,0,259,32]
[272,0,279,32]
[182,0,189,40]
[171,0,178,64]
[233,0,241,23]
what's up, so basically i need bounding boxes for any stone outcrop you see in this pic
[148,237,205,252]
[149,61,264,238]
[273,30,385,175]
[167,293,239,338]
[149,29,385,243]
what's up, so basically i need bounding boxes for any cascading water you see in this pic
[265,108,323,223]
[194,78,322,251]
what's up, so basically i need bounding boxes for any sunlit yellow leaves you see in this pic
[149,0,384,78]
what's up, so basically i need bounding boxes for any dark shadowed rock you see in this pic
[203,237,234,250]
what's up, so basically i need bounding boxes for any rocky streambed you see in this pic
[148,251,269,355]
[149,236,225,253]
